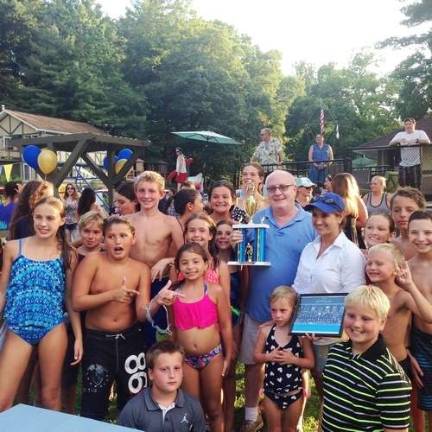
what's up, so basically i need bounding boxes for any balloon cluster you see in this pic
[22,145,57,175]
[103,148,133,174]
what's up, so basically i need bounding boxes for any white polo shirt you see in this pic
[293,231,365,296]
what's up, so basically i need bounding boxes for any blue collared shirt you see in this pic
[246,205,315,322]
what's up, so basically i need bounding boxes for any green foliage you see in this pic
[384,0,432,120]
[118,0,291,177]
[286,53,399,160]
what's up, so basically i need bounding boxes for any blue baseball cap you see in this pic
[305,192,345,213]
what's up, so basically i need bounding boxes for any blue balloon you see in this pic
[103,155,118,170]
[23,145,41,169]
[117,148,133,160]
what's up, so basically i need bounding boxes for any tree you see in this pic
[383,0,432,119]
[285,53,398,160]
[14,0,147,137]
[119,1,295,177]
[0,0,43,104]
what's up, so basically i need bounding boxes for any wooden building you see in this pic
[355,116,432,196]
[0,105,106,181]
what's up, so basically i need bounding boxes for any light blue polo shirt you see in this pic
[246,205,315,322]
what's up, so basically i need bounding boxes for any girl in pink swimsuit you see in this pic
[172,242,233,432]
[171,213,230,302]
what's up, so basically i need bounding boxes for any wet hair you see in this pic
[270,286,298,308]
[366,213,395,235]
[64,182,79,200]
[78,210,105,231]
[183,212,219,267]
[115,181,139,212]
[77,188,96,217]
[332,173,361,218]
[174,242,209,270]
[102,215,135,235]
[33,197,72,270]
[9,180,53,240]
[134,171,165,192]
[4,181,19,199]
[345,285,390,321]
[146,340,184,370]
[409,210,432,226]
[368,243,405,270]
[174,188,200,215]
[209,180,236,201]
[390,187,426,210]
[403,118,416,124]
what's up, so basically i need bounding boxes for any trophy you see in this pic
[228,182,270,266]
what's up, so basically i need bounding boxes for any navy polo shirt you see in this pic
[246,205,315,322]
[118,388,206,432]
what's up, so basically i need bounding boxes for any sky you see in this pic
[97,0,423,75]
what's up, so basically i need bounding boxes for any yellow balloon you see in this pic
[37,149,57,175]
[115,158,128,174]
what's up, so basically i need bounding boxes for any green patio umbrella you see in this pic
[352,155,377,168]
[171,130,240,145]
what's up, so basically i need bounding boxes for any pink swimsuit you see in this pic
[172,284,218,330]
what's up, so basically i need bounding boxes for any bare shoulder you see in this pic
[129,257,150,272]
[125,212,140,224]
[208,282,223,295]
[80,251,104,267]
[257,322,273,338]
[164,214,178,225]
[394,289,411,309]
[4,239,19,258]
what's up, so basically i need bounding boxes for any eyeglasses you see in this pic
[267,184,295,194]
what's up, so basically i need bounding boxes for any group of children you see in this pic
[0,170,432,432]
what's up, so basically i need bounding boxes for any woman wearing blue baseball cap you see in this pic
[293,192,366,394]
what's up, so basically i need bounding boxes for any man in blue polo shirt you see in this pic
[238,170,315,432]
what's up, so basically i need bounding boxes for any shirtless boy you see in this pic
[391,187,426,259]
[76,210,104,260]
[127,171,184,343]
[366,243,432,367]
[62,210,105,413]
[72,216,154,420]
[408,211,432,430]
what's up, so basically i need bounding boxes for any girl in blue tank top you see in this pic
[0,197,82,412]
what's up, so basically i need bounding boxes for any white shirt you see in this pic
[293,232,366,345]
[389,130,430,166]
[294,232,365,295]
[176,154,187,173]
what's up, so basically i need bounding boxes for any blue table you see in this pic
[0,404,140,431]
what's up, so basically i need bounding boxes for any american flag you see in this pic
[320,109,324,136]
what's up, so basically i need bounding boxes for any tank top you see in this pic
[365,192,390,216]
[4,239,66,331]
[172,283,218,330]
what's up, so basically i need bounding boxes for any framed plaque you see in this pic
[290,293,347,337]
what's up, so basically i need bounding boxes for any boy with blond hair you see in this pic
[322,285,411,432]
[127,171,183,344]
